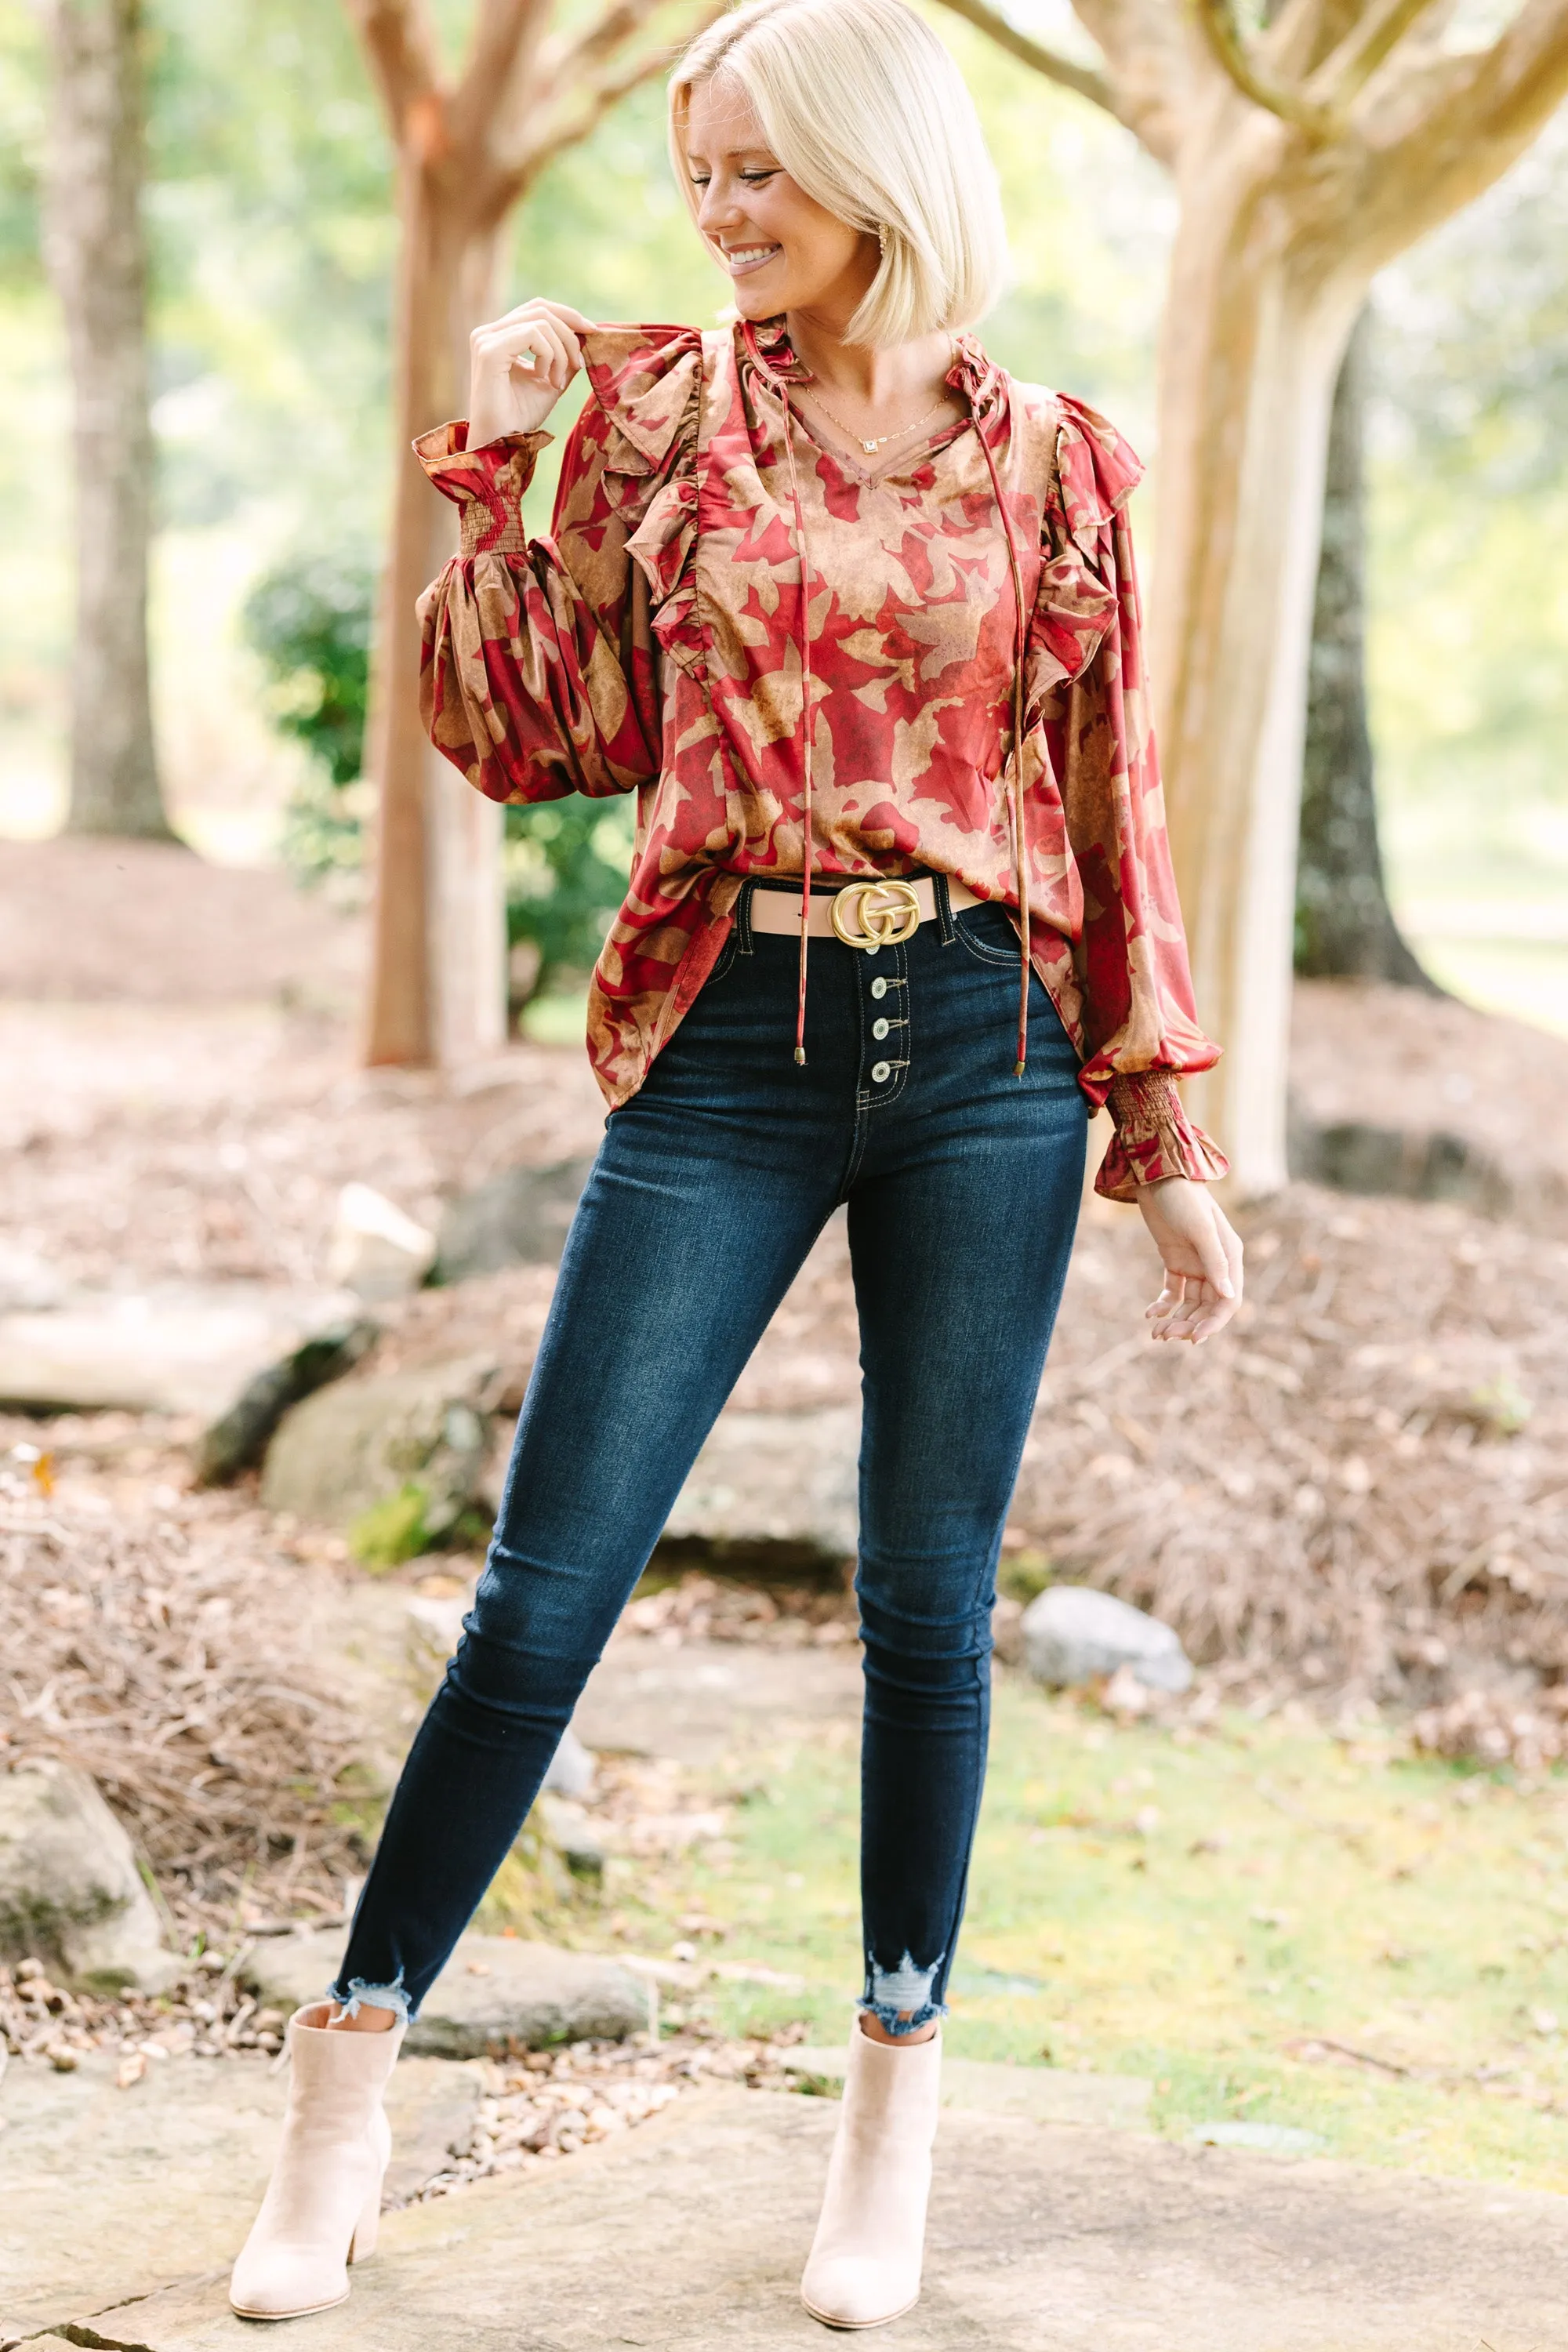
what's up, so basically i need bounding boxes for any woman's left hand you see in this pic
[1135,1178,1243,1345]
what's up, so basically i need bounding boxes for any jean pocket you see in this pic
[702,927,740,988]
[953,903,1022,967]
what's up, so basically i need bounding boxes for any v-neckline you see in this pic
[784,397,975,490]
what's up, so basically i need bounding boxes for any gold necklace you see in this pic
[803,383,950,458]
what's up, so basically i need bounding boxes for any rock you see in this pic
[430,1157,596,1283]
[662,1405,859,1566]
[327,1183,437,1301]
[0,1243,64,1313]
[1290,1112,1512,1217]
[0,1282,365,1417]
[572,1634,863,1767]
[1021,1585,1193,1694]
[242,1928,644,2056]
[542,1724,597,1800]
[535,1795,604,1884]
[402,1587,471,1672]
[260,1356,495,1537]
[0,1760,176,1994]
[194,1315,379,1486]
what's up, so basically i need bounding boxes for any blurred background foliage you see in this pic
[0,2,1566,1018]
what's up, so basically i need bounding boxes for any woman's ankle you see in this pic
[858,2010,938,2048]
[322,2001,400,2033]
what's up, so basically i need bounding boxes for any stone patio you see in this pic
[7,2068,1566,2351]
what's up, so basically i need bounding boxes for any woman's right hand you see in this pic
[467,298,594,448]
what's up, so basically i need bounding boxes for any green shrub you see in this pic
[347,1482,432,1570]
[243,547,374,789]
[504,797,635,1004]
[243,545,375,898]
[998,1551,1054,1605]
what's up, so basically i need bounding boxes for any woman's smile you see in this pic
[723,241,782,276]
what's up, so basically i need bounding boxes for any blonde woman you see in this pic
[230,0,1241,2328]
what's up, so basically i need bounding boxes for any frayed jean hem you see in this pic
[860,1950,946,2037]
[327,1973,411,2024]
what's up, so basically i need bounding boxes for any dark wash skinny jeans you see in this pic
[334,883,1088,2035]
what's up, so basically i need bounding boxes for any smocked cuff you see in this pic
[1095,1069,1230,1203]
[412,420,553,557]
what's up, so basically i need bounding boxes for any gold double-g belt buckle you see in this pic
[829,879,922,951]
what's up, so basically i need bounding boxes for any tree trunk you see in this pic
[42,0,174,842]
[1152,113,1367,1194]
[1294,308,1434,989]
[362,160,506,1067]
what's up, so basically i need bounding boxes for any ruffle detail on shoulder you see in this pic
[578,326,704,677]
[1053,393,1145,556]
[1025,540,1119,701]
[582,324,703,478]
[1022,394,1143,703]
[414,423,552,557]
[1095,1069,1231,1203]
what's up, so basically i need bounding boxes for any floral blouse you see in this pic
[415,318,1227,1200]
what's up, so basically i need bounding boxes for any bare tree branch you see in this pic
[489,9,725,220]
[1264,0,1367,82]
[931,0,1118,114]
[1067,0,1199,163]
[1189,0,1338,132]
[1311,0,1443,106]
[450,0,550,152]
[340,0,441,138]
[1356,0,1568,234]
[540,0,663,103]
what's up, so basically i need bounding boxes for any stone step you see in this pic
[241,1928,648,2057]
[0,1282,362,1417]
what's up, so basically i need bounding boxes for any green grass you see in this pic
[606,1676,1568,2193]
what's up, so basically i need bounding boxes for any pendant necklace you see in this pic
[804,385,949,457]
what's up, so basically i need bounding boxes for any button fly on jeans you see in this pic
[870,976,888,1000]
[871,1059,892,1084]
[872,1017,891,1040]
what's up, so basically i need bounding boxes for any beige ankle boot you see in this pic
[800,2021,942,2329]
[230,2003,406,2321]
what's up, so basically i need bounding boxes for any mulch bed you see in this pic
[0,1951,290,2074]
[0,1472,361,1937]
[1015,1184,1568,1742]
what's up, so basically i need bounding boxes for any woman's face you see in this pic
[684,75,878,330]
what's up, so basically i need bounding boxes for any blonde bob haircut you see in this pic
[670,0,1007,350]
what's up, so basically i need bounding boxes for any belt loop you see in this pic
[735,876,757,956]
[933,872,956,946]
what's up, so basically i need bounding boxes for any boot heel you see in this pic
[349,2175,383,2264]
